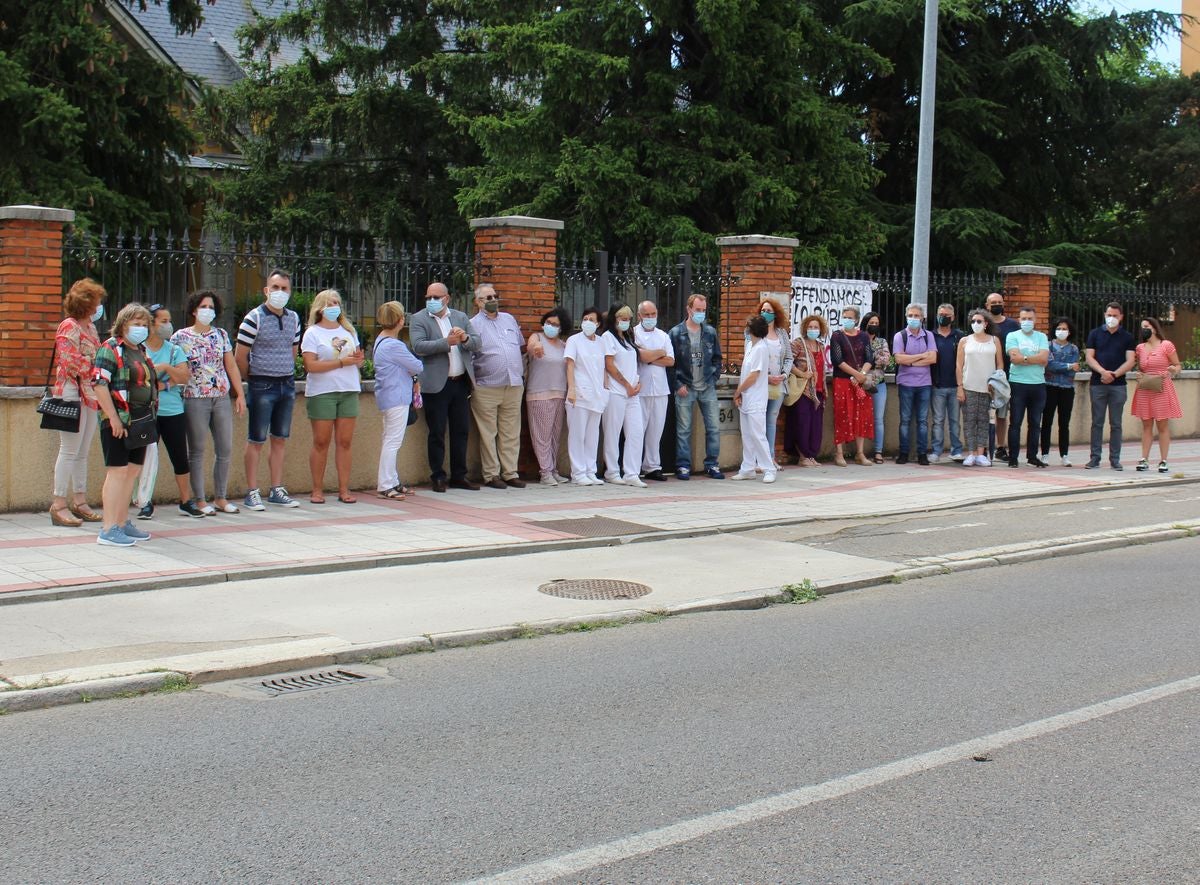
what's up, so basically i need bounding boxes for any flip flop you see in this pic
[338,494,357,504]
[309,495,326,504]
[379,488,405,500]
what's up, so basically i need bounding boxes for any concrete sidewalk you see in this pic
[1,442,1197,707]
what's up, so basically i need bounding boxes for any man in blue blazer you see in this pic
[409,282,482,491]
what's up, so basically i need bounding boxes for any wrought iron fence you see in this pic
[556,251,736,327]
[61,229,483,337]
[1051,278,1200,361]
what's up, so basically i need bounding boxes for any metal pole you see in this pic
[910,0,938,312]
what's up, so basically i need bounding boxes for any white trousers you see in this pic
[134,442,160,507]
[565,402,602,480]
[377,404,410,491]
[601,393,645,480]
[639,395,668,472]
[739,406,774,475]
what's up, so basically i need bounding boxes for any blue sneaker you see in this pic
[97,526,135,547]
[122,520,151,542]
[675,467,691,481]
[267,486,300,508]
[704,467,726,480]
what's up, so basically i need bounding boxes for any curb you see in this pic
[3,475,1194,608]
[0,671,185,714]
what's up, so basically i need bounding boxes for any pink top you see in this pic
[53,317,100,410]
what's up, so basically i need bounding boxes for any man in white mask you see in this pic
[634,300,674,481]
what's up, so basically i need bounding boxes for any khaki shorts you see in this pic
[306,390,359,420]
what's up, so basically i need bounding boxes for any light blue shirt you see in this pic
[146,340,187,417]
[373,335,424,411]
[1005,330,1049,385]
[470,311,525,387]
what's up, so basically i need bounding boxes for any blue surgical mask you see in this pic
[543,324,560,339]
[91,304,105,323]
[426,298,444,314]
[907,317,921,330]
[268,291,290,310]
[761,310,775,324]
[691,311,706,325]
[196,307,216,326]
[807,328,821,341]
[1020,320,1034,333]
[157,322,174,340]
[641,317,657,331]
[126,325,149,345]
[323,306,342,322]
[841,317,857,330]
[580,319,598,337]
[617,320,630,332]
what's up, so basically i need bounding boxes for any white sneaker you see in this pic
[1060,455,1072,467]
[540,474,558,486]
[624,476,647,488]
[976,455,991,467]
[587,475,605,485]
[963,454,977,466]
[555,474,571,484]
[950,453,965,462]
[570,477,591,486]
[728,472,756,481]
[929,453,941,464]
[604,474,625,485]
[762,473,777,483]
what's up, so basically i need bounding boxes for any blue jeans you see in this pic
[765,395,783,456]
[247,376,296,443]
[675,385,720,471]
[930,387,962,457]
[897,385,932,456]
[870,382,887,455]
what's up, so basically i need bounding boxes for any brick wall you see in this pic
[0,206,75,386]
[714,235,799,366]
[999,265,1056,332]
[469,216,564,336]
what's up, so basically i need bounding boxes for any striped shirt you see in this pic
[237,304,301,378]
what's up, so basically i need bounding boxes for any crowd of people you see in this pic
[47,274,1186,547]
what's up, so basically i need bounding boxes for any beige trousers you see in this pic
[471,384,524,480]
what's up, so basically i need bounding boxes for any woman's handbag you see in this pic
[784,375,808,407]
[767,382,783,401]
[1136,372,1163,393]
[37,342,82,432]
[124,405,158,450]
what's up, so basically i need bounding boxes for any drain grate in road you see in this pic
[531,516,657,537]
[250,669,373,697]
[538,578,652,601]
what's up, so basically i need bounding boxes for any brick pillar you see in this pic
[468,215,564,334]
[714,235,798,365]
[0,206,75,385]
[998,264,1057,332]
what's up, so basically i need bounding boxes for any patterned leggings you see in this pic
[962,390,991,452]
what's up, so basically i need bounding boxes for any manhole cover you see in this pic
[538,578,652,601]
[531,516,657,537]
[249,669,373,697]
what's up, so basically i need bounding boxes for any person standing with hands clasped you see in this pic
[600,303,646,487]
[1131,318,1182,473]
[1084,302,1136,470]
[668,294,724,480]
[731,315,776,482]
[892,303,937,465]
[525,308,571,485]
[830,306,875,467]
[1040,317,1080,467]
[373,301,423,499]
[470,284,527,489]
[633,301,673,481]
[564,307,609,485]
[1004,307,1050,468]
[957,309,1004,466]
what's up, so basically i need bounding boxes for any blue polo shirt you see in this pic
[932,328,963,388]
[1085,325,1135,385]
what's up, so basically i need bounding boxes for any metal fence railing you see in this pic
[1050,278,1200,362]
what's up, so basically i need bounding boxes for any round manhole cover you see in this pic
[538,578,652,601]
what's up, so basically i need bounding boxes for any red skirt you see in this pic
[833,377,874,444]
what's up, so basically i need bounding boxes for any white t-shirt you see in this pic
[740,339,770,414]
[633,326,671,396]
[602,330,639,399]
[563,332,610,413]
[302,323,362,396]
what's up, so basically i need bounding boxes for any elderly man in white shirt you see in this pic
[633,300,674,481]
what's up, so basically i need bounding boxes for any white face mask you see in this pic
[196,307,216,326]
[1055,329,1069,341]
[1105,315,1119,329]
[617,319,630,332]
[580,319,598,337]
[971,321,986,333]
[641,317,657,330]
[268,291,290,310]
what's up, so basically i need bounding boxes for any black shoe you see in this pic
[449,477,481,490]
[917,454,930,466]
[137,502,155,520]
[896,454,909,465]
[1111,462,1123,471]
[504,477,527,488]
[1085,460,1100,470]
[485,478,507,489]
[1027,458,1048,468]
[644,469,667,482]
[995,447,1009,462]
[178,500,205,518]
[1008,459,1020,468]
[432,477,448,493]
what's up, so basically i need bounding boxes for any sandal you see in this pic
[855,454,873,466]
[69,502,103,523]
[379,488,405,500]
[338,494,357,504]
[833,454,848,467]
[309,495,326,504]
[50,506,83,527]
[873,453,884,464]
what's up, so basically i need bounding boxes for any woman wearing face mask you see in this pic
[860,311,890,463]
[373,300,424,500]
[829,306,875,466]
[173,290,245,515]
[1131,317,1182,473]
[783,313,828,467]
[564,306,610,485]
[132,305,203,519]
[601,303,646,487]
[956,308,1004,466]
[92,303,158,547]
[743,296,793,472]
[302,289,364,503]
[526,307,572,485]
[1040,317,1080,467]
[49,278,107,527]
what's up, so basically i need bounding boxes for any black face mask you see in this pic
[866,324,879,335]
[988,305,1004,316]
[1141,327,1153,342]
[937,315,952,327]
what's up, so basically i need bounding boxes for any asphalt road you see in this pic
[3,539,1199,883]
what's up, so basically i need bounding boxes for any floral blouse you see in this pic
[171,326,233,398]
[53,317,100,410]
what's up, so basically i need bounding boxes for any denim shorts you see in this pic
[247,376,296,442]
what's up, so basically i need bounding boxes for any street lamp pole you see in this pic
[911,0,938,312]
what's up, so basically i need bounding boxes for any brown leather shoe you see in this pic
[449,478,480,491]
[431,477,448,493]
[504,477,527,488]
[485,478,507,490]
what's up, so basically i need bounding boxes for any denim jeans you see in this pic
[674,385,720,471]
[897,384,932,456]
[930,387,962,456]
[246,376,296,443]
[765,395,783,456]
[870,382,887,455]
[1089,383,1127,465]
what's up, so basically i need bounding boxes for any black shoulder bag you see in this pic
[37,341,83,432]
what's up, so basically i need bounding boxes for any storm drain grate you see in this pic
[538,578,652,601]
[532,516,658,537]
[250,669,373,697]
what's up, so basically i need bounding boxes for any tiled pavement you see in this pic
[3,440,1196,600]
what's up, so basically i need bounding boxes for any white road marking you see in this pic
[470,672,1200,884]
[1048,505,1114,516]
[904,522,986,534]
[1164,496,1200,503]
